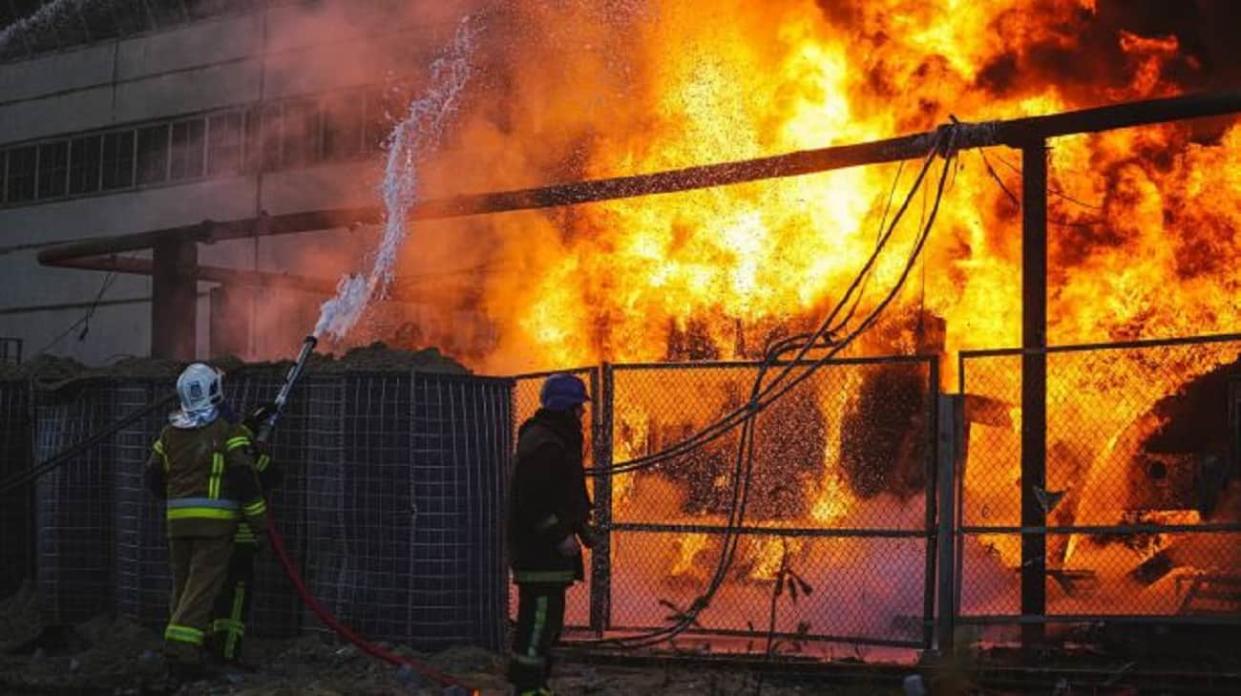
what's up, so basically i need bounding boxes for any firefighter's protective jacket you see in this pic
[144,419,269,538]
[231,423,280,546]
[508,408,592,585]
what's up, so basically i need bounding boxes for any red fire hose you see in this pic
[255,336,477,693]
[265,517,478,694]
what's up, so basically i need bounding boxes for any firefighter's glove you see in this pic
[556,535,582,558]
[244,402,278,435]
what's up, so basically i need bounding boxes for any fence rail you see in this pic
[956,333,1241,631]
[2,333,1239,656]
[510,335,1241,652]
[517,355,940,650]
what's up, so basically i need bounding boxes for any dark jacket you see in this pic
[144,418,268,538]
[508,408,592,585]
[232,423,280,546]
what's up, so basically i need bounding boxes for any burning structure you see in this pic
[2,0,1241,676]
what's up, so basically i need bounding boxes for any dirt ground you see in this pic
[9,580,1240,695]
[0,584,863,696]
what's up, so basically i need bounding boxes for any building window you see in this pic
[5,146,37,203]
[37,141,69,199]
[170,118,206,181]
[364,89,394,152]
[282,99,320,168]
[246,104,283,172]
[69,135,103,195]
[102,131,135,190]
[323,92,364,161]
[0,81,417,208]
[207,112,243,176]
[365,85,412,153]
[136,124,169,185]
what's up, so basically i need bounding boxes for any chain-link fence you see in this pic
[17,334,1241,653]
[514,358,940,649]
[957,334,1241,628]
[510,368,600,631]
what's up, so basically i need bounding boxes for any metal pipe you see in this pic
[49,253,439,301]
[958,331,1241,358]
[38,208,383,266]
[37,90,1241,269]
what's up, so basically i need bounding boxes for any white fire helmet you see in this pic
[176,363,224,414]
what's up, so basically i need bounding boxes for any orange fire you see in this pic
[388,0,1241,625]
[402,0,1239,377]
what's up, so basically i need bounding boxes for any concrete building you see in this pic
[0,0,458,365]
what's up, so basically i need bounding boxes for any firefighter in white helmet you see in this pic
[144,363,269,679]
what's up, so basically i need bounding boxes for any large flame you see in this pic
[375,0,1241,629]
[397,0,1239,376]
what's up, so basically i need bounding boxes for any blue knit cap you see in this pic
[540,373,590,412]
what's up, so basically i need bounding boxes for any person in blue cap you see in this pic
[507,373,594,696]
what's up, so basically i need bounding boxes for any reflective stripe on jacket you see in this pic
[144,418,269,538]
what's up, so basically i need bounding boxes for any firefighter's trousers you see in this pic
[165,535,234,664]
[207,542,256,662]
[508,582,568,695]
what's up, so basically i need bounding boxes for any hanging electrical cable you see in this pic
[583,123,957,478]
[4,120,963,663]
[578,124,961,650]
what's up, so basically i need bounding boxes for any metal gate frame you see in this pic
[517,356,940,650]
[511,366,604,632]
[954,332,1241,635]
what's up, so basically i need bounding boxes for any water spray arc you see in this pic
[314,16,480,342]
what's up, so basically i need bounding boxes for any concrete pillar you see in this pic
[209,284,254,359]
[151,239,198,360]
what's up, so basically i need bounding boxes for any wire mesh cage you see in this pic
[111,370,308,637]
[228,369,312,637]
[304,371,512,650]
[0,379,33,598]
[34,378,116,624]
[113,379,174,628]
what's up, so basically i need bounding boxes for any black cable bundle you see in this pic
[582,123,962,650]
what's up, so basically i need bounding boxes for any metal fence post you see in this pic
[922,358,940,651]
[936,393,963,655]
[1020,139,1049,651]
[589,364,613,634]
